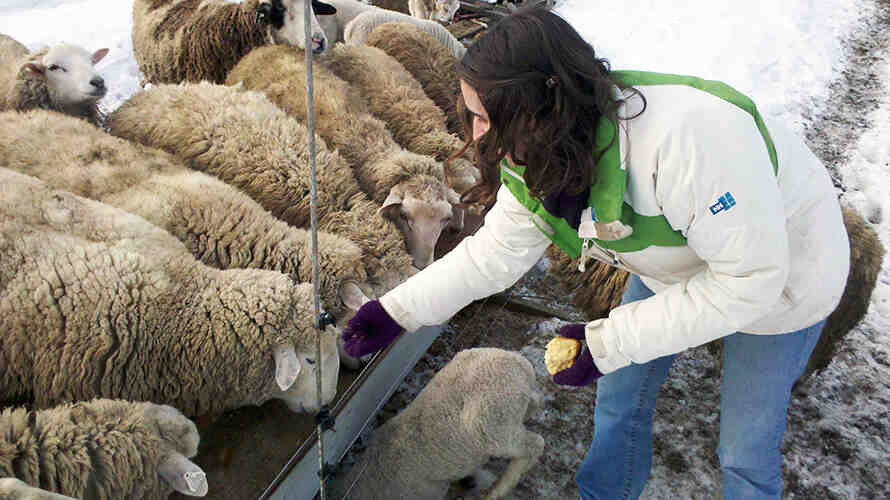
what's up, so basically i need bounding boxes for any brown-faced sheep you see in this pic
[0,168,339,417]
[332,348,544,499]
[317,0,466,58]
[131,0,336,85]
[105,81,415,285]
[322,43,479,193]
[0,399,207,499]
[0,108,366,319]
[364,21,463,137]
[227,44,459,270]
[0,34,108,126]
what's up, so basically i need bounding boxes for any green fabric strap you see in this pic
[501,70,779,256]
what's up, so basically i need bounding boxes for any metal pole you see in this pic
[303,2,328,499]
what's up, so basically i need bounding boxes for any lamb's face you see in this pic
[277,329,340,413]
[380,177,459,270]
[257,0,334,56]
[433,0,460,23]
[40,44,107,108]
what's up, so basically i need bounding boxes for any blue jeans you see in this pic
[576,275,824,500]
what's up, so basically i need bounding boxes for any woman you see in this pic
[342,7,849,499]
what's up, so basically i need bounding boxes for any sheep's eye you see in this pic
[48,64,63,72]
[305,358,316,365]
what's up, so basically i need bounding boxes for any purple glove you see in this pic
[552,323,603,386]
[342,300,405,358]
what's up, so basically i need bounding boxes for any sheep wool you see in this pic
[0,109,366,318]
[106,81,414,282]
[335,348,544,500]
[131,0,330,84]
[0,168,339,416]
[0,399,207,500]
[364,21,463,137]
[322,42,479,193]
[227,45,459,269]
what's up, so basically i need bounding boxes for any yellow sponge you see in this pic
[544,337,581,375]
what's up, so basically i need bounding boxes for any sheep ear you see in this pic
[377,189,403,218]
[447,204,465,232]
[446,187,461,205]
[91,48,109,65]
[312,0,337,15]
[158,452,208,497]
[19,62,44,80]
[273,344,300,391]
[340,281,372,311]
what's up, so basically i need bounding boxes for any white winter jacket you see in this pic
[380,83,850,374]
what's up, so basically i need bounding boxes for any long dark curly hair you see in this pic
[455,7,645,204]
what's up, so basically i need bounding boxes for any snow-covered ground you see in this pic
[1,0,887,498]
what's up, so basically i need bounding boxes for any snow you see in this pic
[2,0,887,498]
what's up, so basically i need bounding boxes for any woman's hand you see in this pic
[341,300,405,358]
[551,323,604,386]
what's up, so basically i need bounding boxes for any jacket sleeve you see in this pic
[379,184,552,331]
[589,103,791,373]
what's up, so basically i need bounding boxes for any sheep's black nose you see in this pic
[90,77,105,90]
[312,37,326,55]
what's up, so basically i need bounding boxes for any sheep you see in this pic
[0,34,109,126]
[316,0,466,58]
[130,0,336,85]
[0,399,207,499]
[332,348,544,499]
[322,42,480,193]
[0,108,366,319]
[799,205,886,382]
[364,21,463,137]
[226,44,460,270]
[407,0,461,22]
[545,245,631,321]
[0,168,340,417]
[105,81,416,283]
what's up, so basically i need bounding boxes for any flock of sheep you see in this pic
[1,0,883,498]
[0,0,549,498]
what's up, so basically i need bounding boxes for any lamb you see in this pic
[0,108,366,319]
[316,0,466,58]
[105,81,416,282]
[364,0,460,22]
[364,21,463,137]
[131,0,336,85]
[0,34,108,126]
[0,168,340,417]
[332,348,544,499]
[322,42,479,193]
[226,44,460,269]
[0,399,207,499]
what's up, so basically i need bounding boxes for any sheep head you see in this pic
[17,44,108,118]
[256,0,335,56]
[273,329,340,413]
[432,0,460,23]
[379,175,460,270]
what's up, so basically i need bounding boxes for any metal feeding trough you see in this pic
[259,325,444,500]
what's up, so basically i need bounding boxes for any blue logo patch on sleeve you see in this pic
[709,192,736,215]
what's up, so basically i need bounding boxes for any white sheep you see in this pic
[317,0,467,58]
[0,34,109,126]
[322,42,479,193]
[106,81,416,286]
[364,21,464,137]
[226,44,461,270]
[0,167,340,417]
[0,108,367,320]
[408,0,461,22]
[333,348,545,499]
[0,399,208,499]
[131,0,336,84]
